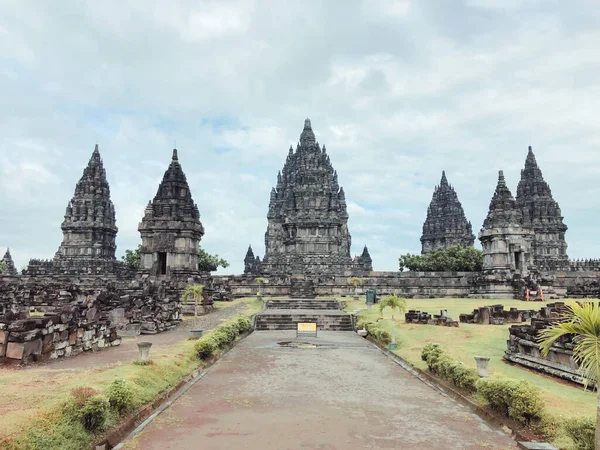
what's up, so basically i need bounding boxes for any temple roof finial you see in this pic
[498,170,506,186]
[172,148,178,161]
[440,170,448,186]
[304,118,312,129]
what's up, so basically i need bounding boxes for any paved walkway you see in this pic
[21,303,248,371]
[123,331,516,450]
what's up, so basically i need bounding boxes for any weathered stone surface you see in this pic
[259,119,371,276]
[479,171,534,275]
[516,147,568,268]
[138,149,204,276]
[53,145,119,268]
[421,171,474,254]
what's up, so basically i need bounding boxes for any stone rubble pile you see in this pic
[504,302,587,386]
[0,297,120,364]
[405,309,459,327]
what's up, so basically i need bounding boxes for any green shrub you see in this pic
[448,363,479,393]
[105,379,135,414]
[194,336,218,359]
[476,377,545,425]
[76,395,109,431]
[219,322,239,341]
[236,316,253,333]
[421,343,443,363]
[564,416,594,450]
[211,330,231,348]
[371,329,391,345]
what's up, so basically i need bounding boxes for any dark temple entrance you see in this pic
[157,252,167,275]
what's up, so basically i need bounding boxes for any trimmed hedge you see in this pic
[363,322,392,345]
[476,377,545,426]
[194,316,254,359]
[420,343,479,392]
[194,336,218,359]
[422,343,545,425]
[564,416,594,450]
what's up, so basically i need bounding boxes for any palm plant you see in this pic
[379,294,407,346]
[182,284,205,317]
[255,277,266,297]
[349,277,362,299]
[538,301,600,449]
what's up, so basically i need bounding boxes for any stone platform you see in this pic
[255,298,354,331]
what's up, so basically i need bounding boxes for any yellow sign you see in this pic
[297,322,317,332]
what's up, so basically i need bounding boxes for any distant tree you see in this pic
[0,261,6,274]
[182,284,205,317]
[121,245,141,269]
[349,277,363,299]
[198,246,229,272]
[379,295,407,346]
[255,277,266,297]
[398,245,483,272]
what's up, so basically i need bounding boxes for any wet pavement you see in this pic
[122,331,516,450]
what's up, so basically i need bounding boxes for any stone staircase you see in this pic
[265,299,341,310]
[255,298,354,331]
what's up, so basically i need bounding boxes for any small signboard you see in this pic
[297,322,317,338]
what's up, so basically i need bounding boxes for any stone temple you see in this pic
[516,146,568,268]
[259,118,372,276]
[420,171,475,254]
[479,170,534,275]
[138,149,205,276]
[54,145,119,271]
[1,249,17,275]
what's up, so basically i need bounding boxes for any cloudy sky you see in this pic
[1,0,599,274]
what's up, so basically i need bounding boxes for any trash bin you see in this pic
[366,288,377,304]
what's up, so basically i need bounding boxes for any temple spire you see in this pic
[299,117,316,147]
[54,144,118,264]
[262,118,356,275]
[440,170,448,186]
[138,149,204,275]
[516,145,568,266]
[1,248,18,275]
[482,170,522,229]
[421,171,474,253]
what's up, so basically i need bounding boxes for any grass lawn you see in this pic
[344,297,595,420]
[0,297,263,447]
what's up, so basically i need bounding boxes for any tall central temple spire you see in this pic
[259,118,371,275]
[420,171,474,253]
[515,146,568,267]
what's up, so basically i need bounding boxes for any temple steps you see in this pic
[265,298,341,310]
[255,298,354,331]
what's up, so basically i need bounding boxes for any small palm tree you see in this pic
[182,284,205,317]
[539,301,600,449]
[379,294,407,347]
[349,277,362,300]
[255,277,266,297]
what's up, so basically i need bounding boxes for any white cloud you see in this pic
[1,0,600,272]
